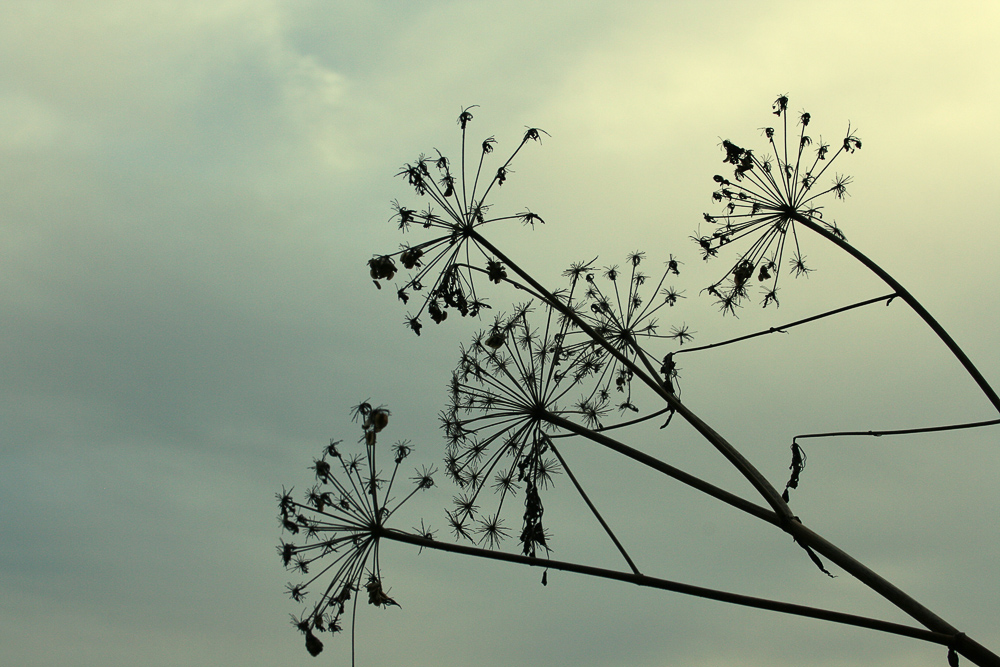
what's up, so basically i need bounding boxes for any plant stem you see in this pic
[544,409,1000,665]
[794,417,1000,444]
[471,229,795,522]
[782,520,1000,667]
[795,213,1000,415]
[676,293,896,355]
[466,230,1000,666]
[377,527,962,651]
[542,411,779,525]
[547,440,641,575]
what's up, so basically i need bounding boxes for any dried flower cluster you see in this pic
[276,403,434,657]
[369,106,547,335]
[276,98,1000,667]
[694,94,861,313]
[560,253,690,403]
[439,302,574,556]
[438,253,692,555]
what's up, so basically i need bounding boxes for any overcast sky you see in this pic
[2,1,999,666]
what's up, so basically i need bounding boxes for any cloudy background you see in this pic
[2,1,999,665]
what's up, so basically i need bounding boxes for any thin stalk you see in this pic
[471,229,795,521]
[676,293,896,355]
[794,417,1000,444]
[549,406,674,435]
[542,411,779,525]
[547,440,641,574]
[794,212,1000,415]
[376,527,958,650]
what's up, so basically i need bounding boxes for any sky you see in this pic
[2,1,999,665]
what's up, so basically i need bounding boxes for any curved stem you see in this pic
[795,213,1000,415]
[548,406,672,435]
[472,229,795,522]
[377,527,961,651]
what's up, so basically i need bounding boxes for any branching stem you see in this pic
[472,229,795,522]
[468,231,1000,665]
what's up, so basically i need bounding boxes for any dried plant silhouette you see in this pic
[278,99,1000,666]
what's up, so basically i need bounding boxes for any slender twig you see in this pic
[676,293,896,355]
[548,406,674,436]
[547,440,641,575]
[794,417,1000,444]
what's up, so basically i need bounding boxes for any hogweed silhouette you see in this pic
[278,99,1000,667]
[369,105,548,335]
[277,403,434,660]
[694,95,860,313]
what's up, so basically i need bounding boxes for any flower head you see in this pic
[441,302,583,557]
[694,96,861,310]
[440,257,688,555]
[564,254,691,401]
[375,108,547,334]
[276,404,434,657]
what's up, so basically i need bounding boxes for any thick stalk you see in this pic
[783,520,1000,667]
[377,527,963,651]
[794,212,1000,415]
[471,229,795,521]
